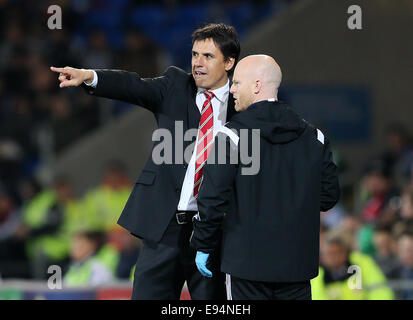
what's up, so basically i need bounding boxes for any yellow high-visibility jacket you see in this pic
[311,251,394,300]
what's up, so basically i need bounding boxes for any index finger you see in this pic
[50,66,66,73]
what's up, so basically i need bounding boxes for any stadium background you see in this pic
[1,0,413,300]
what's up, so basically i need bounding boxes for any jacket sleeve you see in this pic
[320,136,340,212]
[190,132,239,253]
[81,66,174,114]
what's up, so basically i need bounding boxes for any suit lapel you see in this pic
[226,93,237,122]
[186,77,200,132]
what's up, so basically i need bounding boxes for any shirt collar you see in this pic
[197,80,229,103]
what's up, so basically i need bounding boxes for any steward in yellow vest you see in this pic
[81,161,131,232]
[20,178,78,278]
[311,231,394,300]
[64,230,118,287]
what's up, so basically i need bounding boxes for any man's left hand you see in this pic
[195,251,212,277]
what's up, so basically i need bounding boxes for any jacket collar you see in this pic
[186,75,237,130]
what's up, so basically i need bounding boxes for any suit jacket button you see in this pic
[183,164,188,169]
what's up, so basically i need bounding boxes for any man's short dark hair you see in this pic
[192,23,241,74]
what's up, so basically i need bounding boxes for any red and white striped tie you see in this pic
[193,90,215,198]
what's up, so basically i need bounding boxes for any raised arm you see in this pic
[51,66,172,114]
[50,66,95,88]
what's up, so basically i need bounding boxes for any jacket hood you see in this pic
[229,100,306,144]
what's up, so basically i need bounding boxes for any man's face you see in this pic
[373,231,394,256]
[230,64,254,112]
[362,173,387,194]
[397,235,413,268]
[191,39,234,90]
[70,235,96,261]
[320,243,349,271]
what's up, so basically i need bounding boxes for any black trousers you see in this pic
[226,275,312,300]
[132,218,226,300]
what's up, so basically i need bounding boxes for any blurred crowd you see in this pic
[0,0,169,199]
[314,124,413,299]
[0,159,141,286]
[0,0,166,287]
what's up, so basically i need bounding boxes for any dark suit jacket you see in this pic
[83,66,236,243]
[191,100,340,282]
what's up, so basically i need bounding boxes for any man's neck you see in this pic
[251,96,278,104]
[198,79,229,92]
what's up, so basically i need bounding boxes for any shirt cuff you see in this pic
[83,70,98,88]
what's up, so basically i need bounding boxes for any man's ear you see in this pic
[224,57,235,72]
[254,80,261,94]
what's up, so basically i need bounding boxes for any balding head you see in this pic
[230,55,282,112]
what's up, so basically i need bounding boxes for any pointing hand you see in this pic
[50,66,94,88]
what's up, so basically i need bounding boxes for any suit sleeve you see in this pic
[320,137,340,212]
[81,67,174,114]
[190,133,239,253]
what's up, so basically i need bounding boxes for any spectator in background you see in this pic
[64,230,115,287]
[44,91,101,154]
[28,54,56,96]
[82,160,131,232]
[338,214,362,249]
[75,92,101,131]
[358,160,400,224]
[49,93,83,154]
[372,223,400,280]
[0,185,29,279]
[88,231,120,280]
[14,176,77,279]
[0,19,25,71]
[17,177,42,208]
[394,185,413,224]
[319,223,329,254]
[82,30,113,69]
[0,137,24,196]
[393,228,413,300]
[44,29,81,69]
[379,124,413,187]
[379,124,409,178]
[3,44,28,95]
[356,160,401,256]
[312,230,394,300]
[5,97,37,158]
[115,29,163,78]
[110,228,142,280]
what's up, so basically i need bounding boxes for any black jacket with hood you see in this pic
[191,99,340,283]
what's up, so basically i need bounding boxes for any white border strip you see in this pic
[226,273,233,300]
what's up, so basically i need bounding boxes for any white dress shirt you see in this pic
[178,81,229,211]
[84,73,229,211]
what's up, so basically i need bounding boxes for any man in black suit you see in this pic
[190,55,340,300]
[50,23,240,299]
